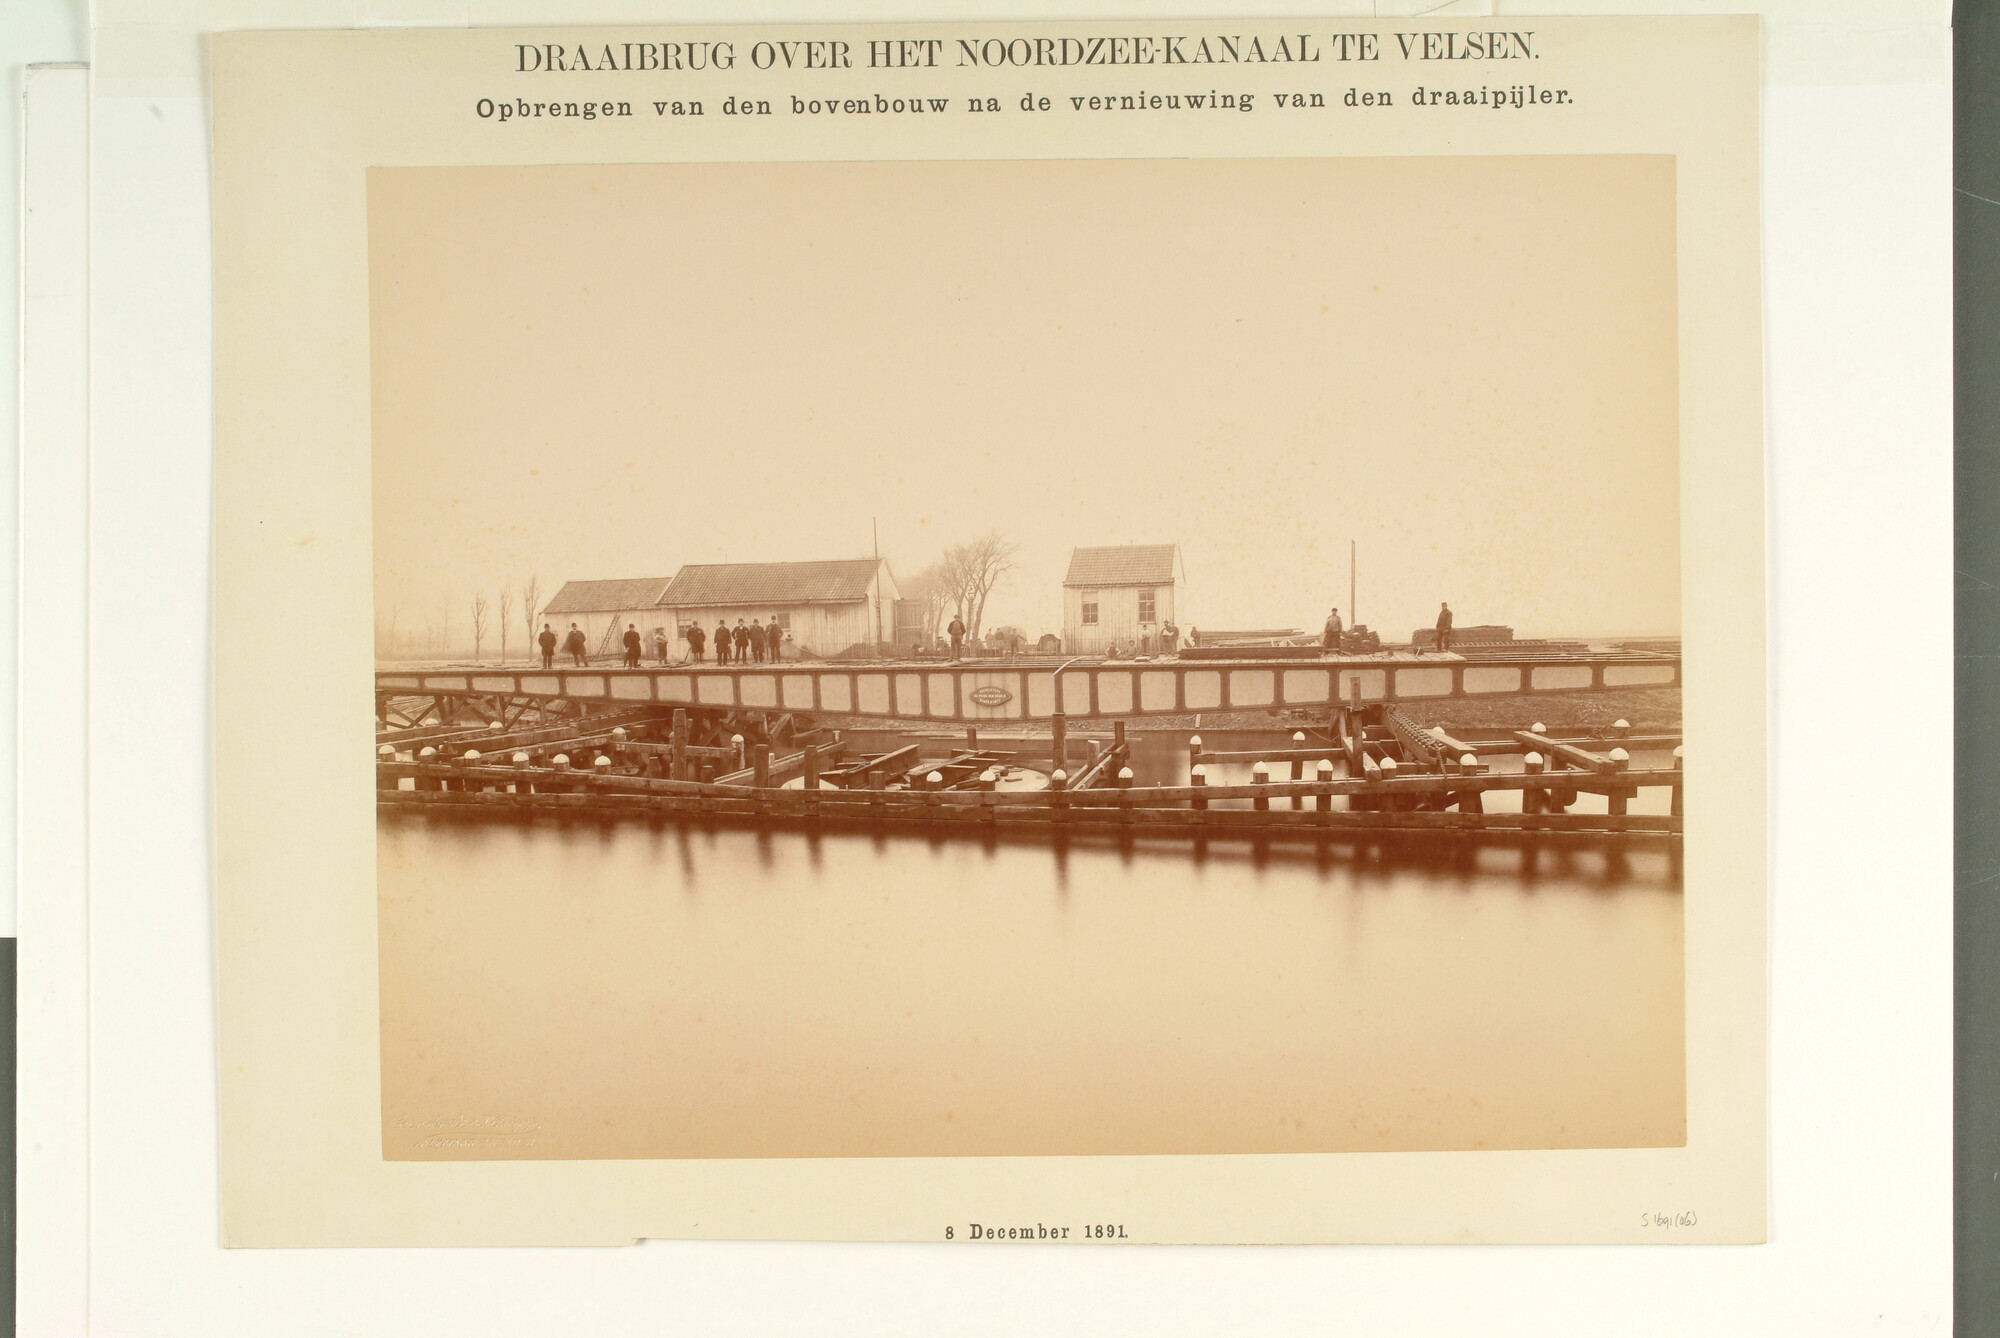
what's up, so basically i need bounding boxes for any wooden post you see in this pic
[671,709,689,781]
[1051,713,1068,775]
[1379,756,1398,812]
[1291,731,1307,809]
[1523,751,1546,815]
[1252,761,1270,811]
[1671,745,1684,818]
[417,746,439,791]
[1457,756,1483,813]
[1113,720,1127,752]
[377,744,397,791]
[1190,764,1208,811]
[1611,718,1631,740]
[925,770,944,792]
[966,726,978,750]
[1315,759,1334,813]
[803,745,821,790]
[753,744,771,789]
[512,751,531,796]
[1115,766,1133,789]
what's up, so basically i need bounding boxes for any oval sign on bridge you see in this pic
[968,685,1013,707]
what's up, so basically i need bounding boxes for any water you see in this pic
[378,733,1683,1160]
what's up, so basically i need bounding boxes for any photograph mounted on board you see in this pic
[368,154,1685,1161]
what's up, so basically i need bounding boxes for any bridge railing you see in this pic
[377,654,1681,724]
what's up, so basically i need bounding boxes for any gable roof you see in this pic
[1063,544,1179,588]
[541,577,675,616]
[658,559,883,608]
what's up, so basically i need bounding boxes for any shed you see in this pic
[656,558,900,660]
[1061,544,1185,655]
[539,577,676,660]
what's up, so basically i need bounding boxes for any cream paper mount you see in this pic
[211,15,1764,1245]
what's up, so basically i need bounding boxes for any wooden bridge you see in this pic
[376,651,1680,729]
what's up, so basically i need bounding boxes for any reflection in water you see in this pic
[376,731,1684,1162]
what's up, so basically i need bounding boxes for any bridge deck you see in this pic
[377,653,1680,724]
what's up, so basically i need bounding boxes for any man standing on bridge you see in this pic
[538,623,557,670]
[749,618,767,664]
[714,618,731,665]
[622,623,643,668]
[947,614,966,662]
[686,622,706,664]
[562,623,588,666]
[733,618,752,663]
[1322,606,1344,656]
[1435,601,1454,654]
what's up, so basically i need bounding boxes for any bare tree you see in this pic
[903,561,953,647]
[498,587,514,664]
[377,596,404,661]
[520,574,542,655]
[943,531,1020,641]
[471,591,490,663]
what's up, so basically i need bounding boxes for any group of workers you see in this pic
[535,616,792,669]
[1318,602,1454,654]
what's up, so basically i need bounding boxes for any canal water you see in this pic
[377,732,1683,1160]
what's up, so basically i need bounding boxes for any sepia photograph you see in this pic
[367,153,1687,1161]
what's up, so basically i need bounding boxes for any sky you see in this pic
[369,154,1679,646]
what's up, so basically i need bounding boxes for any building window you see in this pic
[772,611,791,629]
[1081,592,1099,626]
[1138,589,1156,623]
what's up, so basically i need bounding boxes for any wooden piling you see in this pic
[1316,759,1334,813]
[803,745,821,790]
[377,744,397,791]
[1671,746,1684,817]
[1523,752,1546,815]
[671,710,689,781]
[1291,732,1306,809]
[1252,762,1270,811]
[1051,713,1068,774]
[1190,764,1209,811]
[753,744,771,789]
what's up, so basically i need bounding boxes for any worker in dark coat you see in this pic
[562,623,588,666]
[687,622,706,663]
[766,617,782,662]
[622,624,643,668]
[1322,607,1343,655]
[749,619,766,663]
[714,619,731,665]
[947,615,966,661]
[538,623,557,669]
[1435,602,1454,653]
[733,619,751,662]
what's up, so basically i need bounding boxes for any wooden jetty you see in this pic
[375,686,1682,844]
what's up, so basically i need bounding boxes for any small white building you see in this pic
[1061,544,1184,655]
[538,577,677,660]
[657,558,901,660]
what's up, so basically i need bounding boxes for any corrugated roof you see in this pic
[541,577,675,616]
[658,559,882,608]
[1063,544,1179,588]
